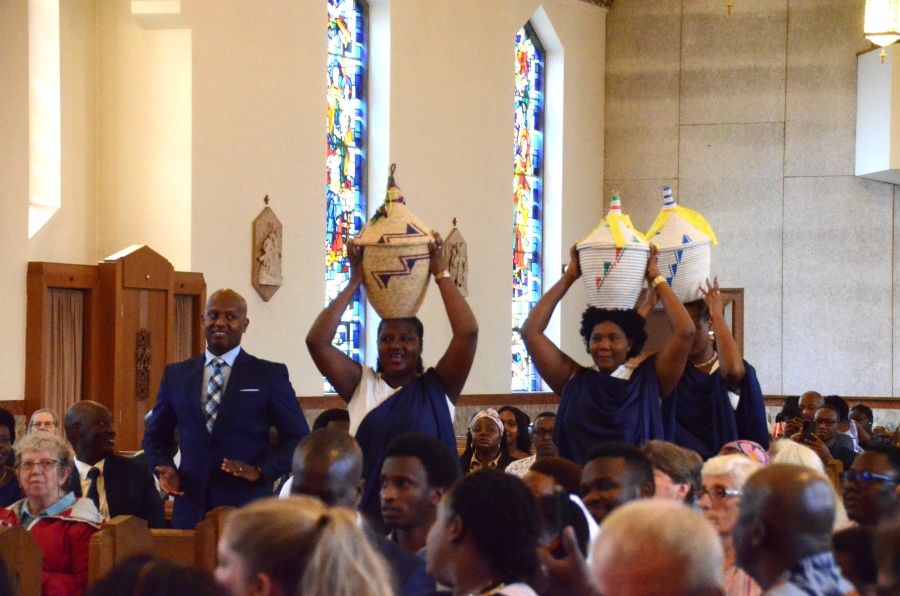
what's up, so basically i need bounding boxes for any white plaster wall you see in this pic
[28,0,99,265]
[97,0,191,270]
[0,1,31,401]
[186,0,607,396]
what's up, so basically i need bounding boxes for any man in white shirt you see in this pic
[65,400,165,528]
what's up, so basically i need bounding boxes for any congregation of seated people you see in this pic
[4,247,900,596]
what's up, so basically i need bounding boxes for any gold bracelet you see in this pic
[435,270,451,282]
[651,275,666,289]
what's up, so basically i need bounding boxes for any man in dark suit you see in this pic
[143,288,309,529]
[65,401,166,528]
[290,429,436,596]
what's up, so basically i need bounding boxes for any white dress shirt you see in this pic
[74,457,109,519]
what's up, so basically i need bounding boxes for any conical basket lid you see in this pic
[646,186,717,249]
[577,193,649,250]
[356,171,433,246]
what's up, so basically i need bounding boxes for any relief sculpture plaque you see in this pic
[252,196,283,302]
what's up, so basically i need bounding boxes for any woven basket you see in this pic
[646,186,717,303]
[576,193,649,310]
[355,168,433,319]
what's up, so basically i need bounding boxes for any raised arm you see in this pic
[520,245,582,396]
[305,240,364,401]
[648,244,695,397]
[432,232,479,404]
[700,278,745,387]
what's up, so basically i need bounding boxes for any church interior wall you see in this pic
[603,0,899,397]
[0,0,606,402]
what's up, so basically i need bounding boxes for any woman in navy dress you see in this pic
[307,234,477,524]
[520,245,695,465]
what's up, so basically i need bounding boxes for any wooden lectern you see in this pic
[25,246,205,451]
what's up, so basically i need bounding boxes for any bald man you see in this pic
[144,288,309,529]
[65,400,165,527]
[290,429,435,596]
[733,465,857,596]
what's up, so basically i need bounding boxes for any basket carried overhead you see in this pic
[576,193,649,310]
[645,186,717,303]
[356,165,433,319]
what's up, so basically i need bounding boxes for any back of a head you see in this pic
[823,396,850,423]
[741,465,836,561]
[770,441,826,474]
[592,500,723,593]
[312,408,350,431]
[293,428,362,479]
[223,497,394,596]
[384,432,461,490]
[85,556,219,596]
[586,442,655,492]
[528,457,583,495]
[447,470,541,584]
[642,440,702,485]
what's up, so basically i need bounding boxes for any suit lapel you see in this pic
[187,355,209,428]
[211,349,252,438]
[103,455,123,517]
[71,466,83,498]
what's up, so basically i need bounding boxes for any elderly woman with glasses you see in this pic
[699,453,764,596]
[8,433,102,596]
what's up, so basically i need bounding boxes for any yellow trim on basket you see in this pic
[577,214,647,248]
[645,206,718,246]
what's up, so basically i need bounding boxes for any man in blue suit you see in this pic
[143,288,309,529]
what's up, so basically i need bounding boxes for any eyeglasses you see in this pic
[841,470,899,489]
[17,459,60,473]
[31,421,57,429]
[532,429,553,439]
[814,418,837,427]
[697,486,742,501]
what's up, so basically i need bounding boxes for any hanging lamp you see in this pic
[866,0,900,63]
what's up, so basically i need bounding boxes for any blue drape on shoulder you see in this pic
[662,360,768,460]
[354,368,459,526]
[554,358,668,466]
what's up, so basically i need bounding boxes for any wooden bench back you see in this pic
[88,507,233,585]
[0,526,43,596]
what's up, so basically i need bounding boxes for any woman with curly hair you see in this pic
[521,244,694,465]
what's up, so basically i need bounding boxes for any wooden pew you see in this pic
[88,508,232,585]
[0,526,43,596]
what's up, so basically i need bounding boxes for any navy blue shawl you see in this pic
[354,368,459,525]
[662,360,769,460]
[554,359,668,466]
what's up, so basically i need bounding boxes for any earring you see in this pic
[708,330,716,347]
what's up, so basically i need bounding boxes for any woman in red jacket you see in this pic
[8,433,103,596]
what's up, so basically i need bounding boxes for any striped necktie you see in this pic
[205,357,226,433]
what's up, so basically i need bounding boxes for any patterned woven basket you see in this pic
[646,186,718,303]
[355,166,433,319]
[576,193,649,310]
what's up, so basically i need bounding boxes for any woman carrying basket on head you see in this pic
[306,234,477,525]
[520,244,695,466]
[638,280,769,460]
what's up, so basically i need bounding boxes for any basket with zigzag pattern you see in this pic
[355,166,434,319]
[646,186,717,304]
[576,193,650,310]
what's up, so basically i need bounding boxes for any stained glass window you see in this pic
[511,24,544,392]
[326,0,367,392]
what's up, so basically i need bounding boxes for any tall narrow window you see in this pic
[511,24,544,392]
[326,0,367,392]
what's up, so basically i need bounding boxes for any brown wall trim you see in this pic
[0,401,25,415]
